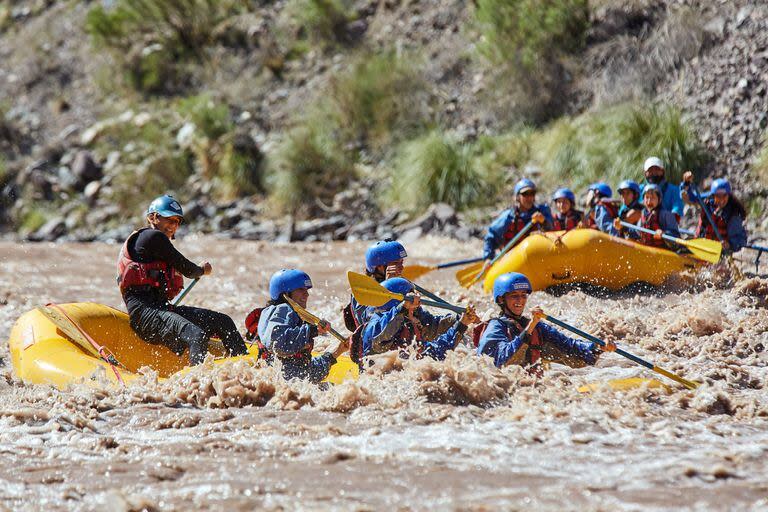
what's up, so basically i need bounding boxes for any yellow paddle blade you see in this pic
[347,271,404,307]
[284,296,321,326]
[678,237,722,264]
[401,264,436,281]
[577,377,671,393]
[455,261,485,288]
[36,305,102,360]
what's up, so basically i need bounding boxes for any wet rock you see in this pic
[294,215,346,240]
[346,220,376,241]
[29,217,66,242]
[95,225,133,243]
[71,151,102,188]
[344,19,368,43]
[56,166,78,190]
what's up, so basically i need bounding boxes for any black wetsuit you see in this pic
[122,229,248,365]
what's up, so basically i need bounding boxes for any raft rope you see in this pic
[47,303,126,386]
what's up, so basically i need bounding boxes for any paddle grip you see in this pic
[437,257,485,270]
[172,278,200,306]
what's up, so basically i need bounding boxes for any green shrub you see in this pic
[268,122,355,215]
[19,208,48,235]
[388,131,503,212]
[754,133,768,188]
[177,94,232,140]
[475,0,589,124]
[287,0,351,47]
[328,50,430,153]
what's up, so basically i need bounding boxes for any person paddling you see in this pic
[642,157,684,220]
[117,195,248,365]
[476,273,615,371]
[681,174,747,253]
[342,239,408,331]
[616,180,642,224]
[614,184,680,248]
[585,182,619,235]
[551,188,584,231]
[362,278,479,360]
[258,269,347,383]
[483,178,553,260]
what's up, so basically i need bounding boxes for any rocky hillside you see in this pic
[0,0,766,243]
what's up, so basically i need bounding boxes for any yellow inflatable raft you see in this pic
[8,303,359,389]
[483,229,702,292]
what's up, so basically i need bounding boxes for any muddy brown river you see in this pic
[0,236,767,511]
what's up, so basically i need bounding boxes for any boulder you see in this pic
[29,217,66,242]
[72,150,102,188]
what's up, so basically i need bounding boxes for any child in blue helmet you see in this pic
[585,182,619,236]
[477,273,615,370]
[342,239,408,331]
[681,173,748,253]
[483,178,553,260]
[257,269,347,383]
[551,188,584,231]
[616,180,642,225]
[362,278,479,360]
[614,184,680,248]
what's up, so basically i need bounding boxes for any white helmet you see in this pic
[643,157,665,172]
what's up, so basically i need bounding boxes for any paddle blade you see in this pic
[577,377,671,393]
[681,238,722,264]
[401,264,436,281]
[347,271,402,307]
[284,296,320,325]
[455,261,485,288]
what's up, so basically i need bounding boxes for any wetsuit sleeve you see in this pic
[477,319,528,368]
[415,309,460,339]
[680,182,698,205]
[659,210,680,240]
[483,211,510,260]
[420,322,467,360]
[539,205,554,231]
[664,183,685,218]
[726,214,747,252]
[135,229,204,279]
[537,322,599,365]
[362,305,408,355]
[595,205,619,236]
[263,305,316,357]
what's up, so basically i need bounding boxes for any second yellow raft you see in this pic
[483,229,702,292]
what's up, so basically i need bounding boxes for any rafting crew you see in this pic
[551,188,584,231]
[614,184,680,248]
[616,180,642,224]
[642,157,684,220]
[362,278,479,360]
[681,174,747,253]
[476,273,615,371]
[343,239,407,332]
[585,182,619,235]
[483,178,553,260]
[117,195,248,365]
[257,269,348,383]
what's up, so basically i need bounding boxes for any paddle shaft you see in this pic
[544,314,698,390]
[284,295,348,344]
[436,257,484,270]
[418,297,465,314]
[690,183,726,244]
[173,278,200,306]
[469,221,535,286]
[619,221,719,257]
[412,283,449,305]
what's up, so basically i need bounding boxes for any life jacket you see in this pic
[342,301,359,332]
[552,210,583,231]
[618,200,641,222]
[502,207,544,243]
[116,229,184,300]
[639,208,665,248]
[586,199,618,228]
[244,305,313,361]
[472,316,543,366]
[696,199,730,243]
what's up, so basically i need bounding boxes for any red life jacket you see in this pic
[696,200,729,242]
[244,307,273,361]
[502,210,532,243]
[586,199,618,229]
[472,316,543,366]
[552,210,583,231]
[639,208,665,248]
[116,229,184,300]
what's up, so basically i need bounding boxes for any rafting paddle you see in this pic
[172,278,200,306]
[619,221,722,264]
[541,313,699,390]
[283,295,349,346]
[457,221,535,288]
[402,257,485,281]
[348,271,466,314]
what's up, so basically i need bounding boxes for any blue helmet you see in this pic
[588,182,612,198]
[642,183,662,198]
[269,269,313,301]
[617,180,641,198]
[365,240,407,273]
[493,272,532,303]
[710,178,731,195]
[147,195,184,219]
[552,188,575,204]
[514,178,537,196]
[379,277,414,310]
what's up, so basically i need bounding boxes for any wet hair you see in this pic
[266,296,288,307]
